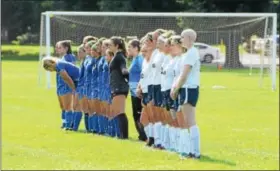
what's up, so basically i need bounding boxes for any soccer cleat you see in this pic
[146,137,155,147]
[189,153,201,159]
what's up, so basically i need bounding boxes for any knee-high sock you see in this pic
[190,125,200,157]
[64,111,73,129]
[117,113,128,139]
[72,111,83,131]
[84,113,89,131]
[113,116,120,137]
[61,110,66,128]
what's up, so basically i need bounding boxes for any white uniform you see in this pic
[160,55,171,91]
[173,55,184,88]
[182,46,200,88]
[139,58,152,93]
[151,50,165,86]
[147,49,159,86]
[163,56,179,91]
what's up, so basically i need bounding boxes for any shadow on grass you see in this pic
[1,50,38,61]
[198,154,236,167]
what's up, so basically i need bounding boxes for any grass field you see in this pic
[2,45,279,170]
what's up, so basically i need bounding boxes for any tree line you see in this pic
[1,0,279,43]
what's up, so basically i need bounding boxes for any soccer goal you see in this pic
[38,12,278,91]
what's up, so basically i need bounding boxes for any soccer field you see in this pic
[2,45,279,170]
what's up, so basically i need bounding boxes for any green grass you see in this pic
[2,45,279,170]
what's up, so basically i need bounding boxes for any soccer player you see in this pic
[137,43,154,146]
[81,36,97,132]
[42,57,79,130]
[167,35,186,153]
[171,29,201,159]
[127,39,147,142]
[55,40,76,129]
[84,40,97,132]
[108,36,130,139]
[71,44,86,131]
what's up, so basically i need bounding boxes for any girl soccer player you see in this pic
[171,29,201,159]
[127,39,147,142]
[55,40,76,129]
[43,57,79,130]
[81,36,97,132]
[83,40,97,133]
[108,36,130,139]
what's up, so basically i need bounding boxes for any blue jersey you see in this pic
[84,56,95,87]
[56,60,80,81]
[91,57,99,91]
[129,55,143,97]
[56,54,76,93]
[97,56,105,90]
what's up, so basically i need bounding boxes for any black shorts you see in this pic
[178,87,199,107]
[111,91,129,98]
[152,85,162,107]
[147,85,153,102]
[142,93,149,106]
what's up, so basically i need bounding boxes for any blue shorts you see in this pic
[178,87,199,107]
[85,84,92,98]
[152,85,162,107]
[142,93,149,106]
[147,85,153,102]
[57,84,73,96]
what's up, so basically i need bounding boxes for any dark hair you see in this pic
[128,39,140,51]
[60,40,72,54]
[110,36,127,57]
[83,35,98,44]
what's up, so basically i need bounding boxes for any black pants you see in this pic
[131,96,147,141]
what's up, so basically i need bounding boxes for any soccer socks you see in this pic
[72,111,83,131]
[182,129,191,155]
[61,110,66,128]
[189,125,201,157]
[154,122,163,147]
[64,111,73,129]
[175,128,181,152]
[163,125,170,149]
[117,113,129,139]
[88,115,93,132]
[84,113,89,132]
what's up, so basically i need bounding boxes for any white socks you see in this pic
[163,125,170,149]
[148,123,154,138]
[144,125,149,138]
[189,125,200,157]
[154,122,161,146]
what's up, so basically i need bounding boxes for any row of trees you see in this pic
[2,0,279,42]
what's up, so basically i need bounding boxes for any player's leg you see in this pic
[72,92,83,131]
[57,95,65,129]
[112,94,128,139]
[181,87,200,158]
[61,92,74,130]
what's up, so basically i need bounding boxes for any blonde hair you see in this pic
[42,57,57,70]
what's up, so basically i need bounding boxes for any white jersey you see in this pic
[139,58,152,93]
[151,50,165,85]
[181,46,201,88]
[160,55,171,91]
[173,55,184,88]
[162,56,179,91]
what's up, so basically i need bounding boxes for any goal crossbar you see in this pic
[42,11,277,18]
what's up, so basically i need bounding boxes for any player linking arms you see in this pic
[42,57,81,131]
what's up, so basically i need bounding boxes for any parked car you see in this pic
[194,42,220,63]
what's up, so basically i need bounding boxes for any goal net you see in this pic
[38,12,278,90]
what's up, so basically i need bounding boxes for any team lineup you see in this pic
[42,28,201,159]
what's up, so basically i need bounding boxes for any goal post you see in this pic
[39,11,278,91]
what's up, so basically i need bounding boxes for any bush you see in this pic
[12,32,39,45]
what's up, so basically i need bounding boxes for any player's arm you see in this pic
[59,70,76,90]
[119,55,129,80]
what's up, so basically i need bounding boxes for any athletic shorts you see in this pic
[152,85,162,107]
[147,85,154,102]
[111,91,128,98]
[142,93,149,106]
[178,87,199,107]
[57,83,74,96]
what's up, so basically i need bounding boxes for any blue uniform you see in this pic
[102,60,111,103]
[56,54,77,96]
[56,60,79,89]
[91,57,98,99]
[76,59,86,99]
[129,55,143,97]
[97,56,105,101]
[84,56,95,99]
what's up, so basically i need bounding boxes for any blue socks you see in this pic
[64,111,73,129]
[61,110,66,128]
[72,111,83,131]
[84,113,89,131]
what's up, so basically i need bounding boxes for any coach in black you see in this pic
[108,36,130,139]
